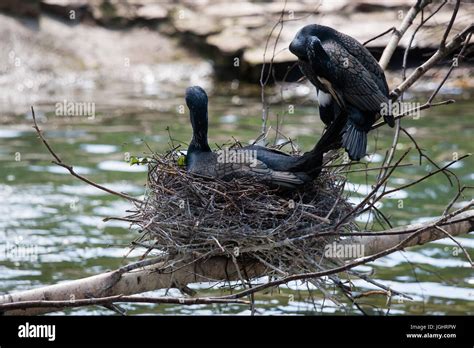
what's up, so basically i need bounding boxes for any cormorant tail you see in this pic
[342,121,367,161]
[383,114,395,127]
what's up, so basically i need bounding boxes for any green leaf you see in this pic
[177,155,186,167]
[129,156,150,166]
[130,156,140,165]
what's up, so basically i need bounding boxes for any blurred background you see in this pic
[0,0,473,315]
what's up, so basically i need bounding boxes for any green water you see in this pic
[0,84,472,315]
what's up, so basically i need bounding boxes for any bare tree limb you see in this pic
[0,295,249,312]
[220,205,473,300]
[31,106,144,204]
[1,209,472,315]
[390,23,474,99]
[379,0,432,70]
[439,0,461,50]
[0,257,265,315]
[349,205,473,256]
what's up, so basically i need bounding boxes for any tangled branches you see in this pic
[129,150,356,279]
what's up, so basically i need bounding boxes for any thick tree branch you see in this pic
[347,208,474,256]
[0,257,265,315]
[220,206,473,300]
[390,23,474,99]
[1,210,472,315]
[379,0,432,70]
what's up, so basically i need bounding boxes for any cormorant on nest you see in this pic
[185,86,334,188]
[289,24,395,161]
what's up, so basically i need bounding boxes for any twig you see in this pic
[443,186,474,216]
[335,149,411,230]
[337,163,412,174]
[298,212,473,238]
[439,0,461,50]
[31,106,143,204]
[428,31,472,104]
[259,1,322,135]
[374,154,469,202]
[260,0,288,135]
[346,269,412,300]
[400,127,456,187]
[353,290,389,299]
[363,27,395,46]
[434,226,473,266]
[0,295,249,312]
[371,99,455,130]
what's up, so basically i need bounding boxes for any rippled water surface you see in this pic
[0,84,472,315]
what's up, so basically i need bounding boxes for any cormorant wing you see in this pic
[334,32,389,95]
[321,40,388,113]
[216,159,306,187]
[247,160,306,186]
[246,145,291,157]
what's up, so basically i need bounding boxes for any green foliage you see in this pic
[129,156,149,166]
[177,155,186,167]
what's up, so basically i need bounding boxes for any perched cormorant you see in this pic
[289,24,395,161]
[185,86,325,187]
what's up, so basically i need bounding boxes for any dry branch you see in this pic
[0,295,249,312]
[391,23,473,99]
[347,209,474,256]
[379,0,431,70]
[0,257,265,315]
[31,107,144,204]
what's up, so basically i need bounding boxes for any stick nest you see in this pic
[130,149,357,276]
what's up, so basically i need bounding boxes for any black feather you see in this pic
[342,122,367,161]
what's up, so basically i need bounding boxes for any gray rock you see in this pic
[41,0,89,21]
[207,27,253,54]
[172,6,222,36]
[0,0,40,18]
[135,4,168,21]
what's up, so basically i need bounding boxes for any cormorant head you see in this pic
[186,86,208,117]
[289,24,325,62]
[290,24,333,75]
[185,86,211,152]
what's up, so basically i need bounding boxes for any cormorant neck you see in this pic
[189,108,211,153]
[305,38,332,79]
[310,24,335,40]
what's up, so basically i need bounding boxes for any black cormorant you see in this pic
[289,24,395,161]
[185,86,326,187]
